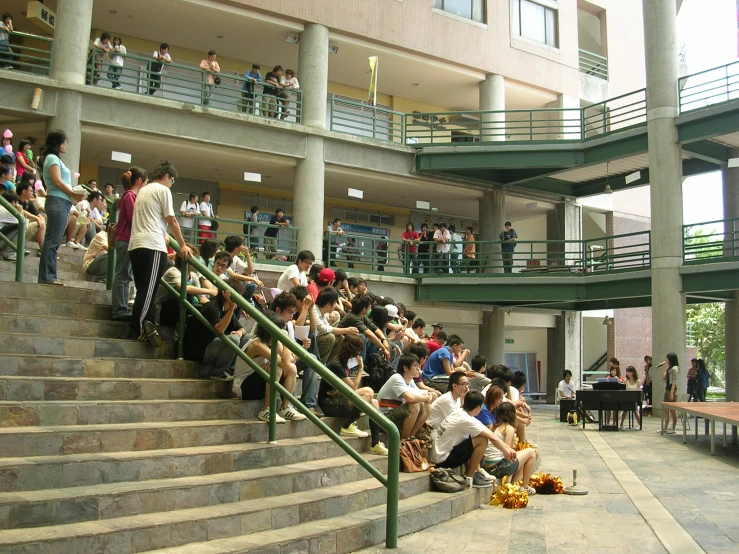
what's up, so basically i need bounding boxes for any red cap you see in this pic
[319,268,336,283]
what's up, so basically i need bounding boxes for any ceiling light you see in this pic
[602,315,613,325]
[285,33,299,44]
[526,202,538,210]
[328,43,339,54]
[111,151,131,163]
[416,200,430,209]
[243,172,262,183]
[348,188,363,199]
[604,184,613,194]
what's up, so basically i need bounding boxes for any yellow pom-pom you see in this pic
[490,482,529,509]
[528,472,565,494]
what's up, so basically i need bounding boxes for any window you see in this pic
[433,0,485,23]
[512,0,559,48]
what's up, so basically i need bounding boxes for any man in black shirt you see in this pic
[183,289,245,381]
[264,65,284,118]
[336,295,391,362]
[263,208,289,260]
[417,223,435,274]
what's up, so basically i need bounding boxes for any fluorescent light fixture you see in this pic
[416,200,431,209]
[328,43,339,54]
[285,33,299,44]
[348,188,363,199]
[111,151,131,163]
[526,202,538,210]
[729,158,739,168]
[624,171,641,184]
[243,172,262,182]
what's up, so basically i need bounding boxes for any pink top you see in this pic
[15,151,31,179]
[114,189,137,242]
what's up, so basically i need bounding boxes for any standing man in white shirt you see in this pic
[558,369,577,399]
[90,32,111,86]
[278,69,300,120]
[128,161,191,347]
[179,192,199,243]
[148,43,172,96]
[198,191,217,243]
[433,221,451,273]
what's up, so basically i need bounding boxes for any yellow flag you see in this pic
[368,56,378,106]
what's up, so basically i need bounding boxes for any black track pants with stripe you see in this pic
[129,248,168,336]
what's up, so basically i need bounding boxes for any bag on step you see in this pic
[399,438,429,473]
[430,467,466,493]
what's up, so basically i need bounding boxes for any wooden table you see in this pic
[662,402,739,455]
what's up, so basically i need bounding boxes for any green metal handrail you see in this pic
[329,97,405,144]
[679,60,739,113]
[164,236,401,548]
[0,195,26,282]
[181,214,299,264]
[86,52,302,122]
[578,49,608,80]
[683,217,739,264]
[4,31,53,76]
[326,233,410,277]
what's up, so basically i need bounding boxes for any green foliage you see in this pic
[686,302,725,386]
[683,227,723,260]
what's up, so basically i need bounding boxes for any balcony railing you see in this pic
[328,96,405,144]
[683,217,739,264]
[85,52,302,122]
[578,49,608,80]
[1,31,52,76]
[678,60,739,113]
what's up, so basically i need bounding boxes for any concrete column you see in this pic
[47,91,83,180]
[293,135,325,260]
[547,311,582,403]
[50,0,94,85]
[479,309,505,367]
[479,188,504,273]
[723,148,739,403]
[643,0,686,412]
[479,74,505,141]
[547,202,582,267]
[298,24,329,129]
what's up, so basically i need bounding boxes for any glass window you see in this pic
[433,0,485,23]
[512,0,558,48]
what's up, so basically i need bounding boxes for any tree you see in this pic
[686,302,725,387]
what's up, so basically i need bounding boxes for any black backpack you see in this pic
[366,353,396,393]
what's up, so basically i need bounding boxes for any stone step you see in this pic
[2,254,86,273]
[23,242,86,263]
[0,332,176,360]
[1,354,197,379]
[0,454,395,529]
[0,417,338,458]
[0,271,107,289]
[0,314,129,339]
[0,296,112,321]
[0,435,369,492]
[0,376,230,405]
[0,472,431,553]
[0,282,111,305]
[0,258,97,282]
[0,486,484,554]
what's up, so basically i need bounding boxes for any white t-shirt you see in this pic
[558,379,577,398]
[128,182,175,253]
[151,51,172,73]
[377,373,422,413]
[484,427,508,462]
[428,391,461,428]
[92,38,109,61]
[276,264,306,292]
[111,44,127,66]
[434,229,451,254]
[509,387,520,402]
[230,255,250,276]
[199,201,214,228]
[430,409,487,464]
[179,201,199,229]
[0,204,18,226]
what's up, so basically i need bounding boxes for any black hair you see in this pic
[286,69,295,77]
[378,297,395,307]
[397,353,420,374]
[404,310,416,322]
[101,32,111,41]
[316,286,339,308]
[412,318,425,331]
[252,64,260,70]
[404,343,428,360]
[666,352,679,368]
[272,65,283,73]
[223,235,243,253]
[471,354,486,373]
[208,50,216,57]
[200,240,219,263]
[500,369,514,384]
[87,191,103,203]
[308,263,323,283]
[290,285,309,302]
[347,277,359,288]
[405,222,415,231]
[275,208,284,214]
[297,250,315,262]
[511,370,527,389]
[332,218,341,224]
[434,331,447,343]
[255,310,285,344]
[151,160,178,181]
[504,221,512,226]
[463,390,484,412]
[440,222,447,228]
[338,334,364,368]
[334,269,348,283]
[250,205,259,212]
[15,180,33,196]
[160,43,169,51]
[563,369,572,378]
[490,377,509,394]
[270,291,298,313]
[494,401,517,427]
[18,140,30,151]
[202,191,210,198]
[213,251,232,267]
[189,192,198,201]
[351,294,372,315]
[446,334,463,347]
[121,166,147,192]
[40,130,68,166]
[447,371,466,393]
[1,14,11,22]
[0,155,12,165]
[369,305,391,329]
[0,166,9,177]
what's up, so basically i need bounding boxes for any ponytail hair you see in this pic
[121,166,148,191]
[39,130,68,190]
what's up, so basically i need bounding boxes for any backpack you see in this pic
[366,353,396,393]
[399,439,429,473]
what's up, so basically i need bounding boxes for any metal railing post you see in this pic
[106,199,119,290]
[177,255,188,360]
[385,425,401,548]
[269,340,278,443]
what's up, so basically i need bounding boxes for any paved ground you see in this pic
[356,405,739,554]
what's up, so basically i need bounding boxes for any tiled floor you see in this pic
[356,405,739,554]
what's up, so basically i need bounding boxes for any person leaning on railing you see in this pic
[278,69,299,120]
[148,44,172,96]
[108,36,127,89]
[0,13,14,69]
[199,50,221,106]
[240,64,263,114]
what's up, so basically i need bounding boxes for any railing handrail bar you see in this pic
[9,30,53,42]
[185,214,300,231]
[679,60,739,85]
[578,48,608,62]
[0,195,26,282]
[165,235,400,547]
[683,218,737,230]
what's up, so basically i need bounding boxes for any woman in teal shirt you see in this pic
[38,130,84,285]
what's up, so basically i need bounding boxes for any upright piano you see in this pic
[576,385,643,431]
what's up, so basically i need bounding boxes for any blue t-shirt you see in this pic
[476,404,497,426]
[2,180,15,193]
[422,346,452,380]
[43,154,72,202]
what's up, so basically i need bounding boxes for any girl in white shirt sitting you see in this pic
[485,402,538,494]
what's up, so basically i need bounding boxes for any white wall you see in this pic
[583,315,608,369]
[505,329,548,392]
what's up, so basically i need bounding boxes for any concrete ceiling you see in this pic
[5,0,558,111]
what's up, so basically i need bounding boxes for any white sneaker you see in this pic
[258,409,286,424]
[66,241,78,249]
[340,423,369,438]
[369,442,389,456]
[279,406,307,421]
[477,467,496,482]
[76,243,88,251]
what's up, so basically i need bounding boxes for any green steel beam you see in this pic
[416,148,584,171]
[677,101,739,144]
[681,141,730,166]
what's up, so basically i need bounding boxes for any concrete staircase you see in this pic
[0,244,487,553]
